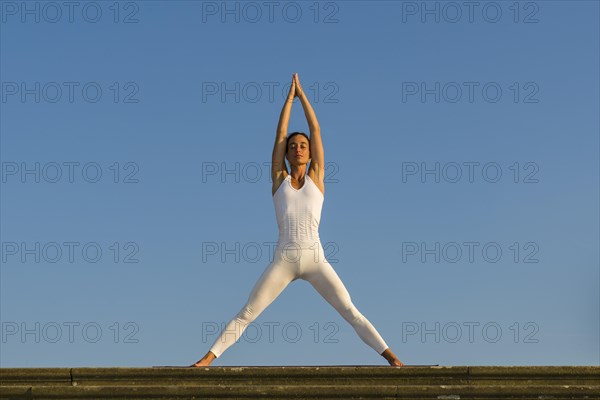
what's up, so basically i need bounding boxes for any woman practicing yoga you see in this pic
[191,73,404,367]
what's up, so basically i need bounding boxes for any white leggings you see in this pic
[208,243,389,358]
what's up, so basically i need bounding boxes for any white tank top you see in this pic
[273,174,324,249]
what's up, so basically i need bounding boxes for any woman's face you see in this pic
[287,136,310,165]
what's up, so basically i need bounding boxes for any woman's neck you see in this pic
[289,166,307,181]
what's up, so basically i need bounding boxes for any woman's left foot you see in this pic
[389,359,405,367]
[381,348,405,367]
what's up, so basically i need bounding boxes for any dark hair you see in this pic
[286,132,310,153]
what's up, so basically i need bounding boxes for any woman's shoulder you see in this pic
[272,171,288,197]
[307,169,325,197]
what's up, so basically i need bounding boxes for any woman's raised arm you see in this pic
[294,74,324,183]
[272,76,296,179]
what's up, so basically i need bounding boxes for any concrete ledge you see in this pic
[1,366,598,399]
[0,368,72,386]
[71,366,467,386]
[2,384,600,399]
[468,366,600,385]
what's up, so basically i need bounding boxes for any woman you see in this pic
[191,73,404,367]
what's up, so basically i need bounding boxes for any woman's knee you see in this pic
[338,302,364,322]
[236,304,255,323]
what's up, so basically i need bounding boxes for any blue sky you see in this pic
[1,0,598,367]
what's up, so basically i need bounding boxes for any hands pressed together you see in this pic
[287,72,304,101]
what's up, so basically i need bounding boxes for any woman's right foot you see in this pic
[189,351,216,367]
[190,360,211,367]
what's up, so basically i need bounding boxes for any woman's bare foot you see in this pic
[389,359,405,367]
[190,351,216,367]
[381,348,405,367]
